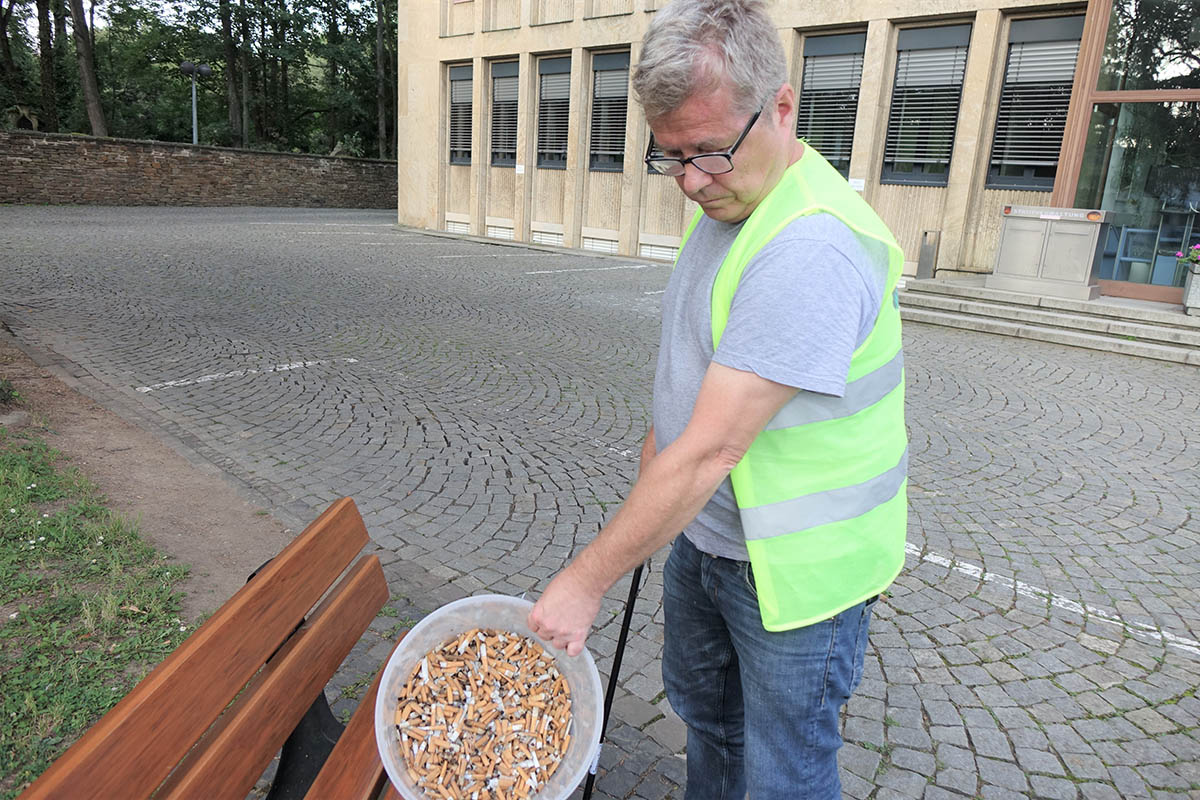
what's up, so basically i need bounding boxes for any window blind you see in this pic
[491,69,518,166]
[449,68,472,165]
[796,51,863,176]
[590,66,628,171]
[882,44,968,185]
[537,72,570,168]
[987,38,1080,189]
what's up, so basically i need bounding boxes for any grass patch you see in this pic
[0,430,191,799]
[0,380,20,406]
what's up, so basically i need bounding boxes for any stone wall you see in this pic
[0,131,396,208]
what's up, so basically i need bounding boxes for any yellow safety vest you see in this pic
[677,145,908,631]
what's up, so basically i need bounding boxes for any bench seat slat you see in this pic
[158,554,389,799]
[20,498,371,800]
[303,631,408,800]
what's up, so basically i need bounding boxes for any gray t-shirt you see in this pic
[651,212,890,560]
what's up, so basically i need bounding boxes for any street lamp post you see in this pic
[179,61,212,145]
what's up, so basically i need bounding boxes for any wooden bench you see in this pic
[19,497,407,800]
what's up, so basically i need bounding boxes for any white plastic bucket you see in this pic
[373,594,604,800]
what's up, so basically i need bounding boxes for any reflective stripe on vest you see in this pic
[740,447,908,539]
[698,143,908,632]
[765,348,904,430]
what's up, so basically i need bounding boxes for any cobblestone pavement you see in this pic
[2,206,1198,799]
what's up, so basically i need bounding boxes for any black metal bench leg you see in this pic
[264,692,346,800]
[581,561,647,800]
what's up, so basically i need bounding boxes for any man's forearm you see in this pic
[564,436,732,597]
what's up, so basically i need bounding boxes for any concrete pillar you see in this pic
[431,61,446,231]
[563,47,588,249]
[514,51,535,242]
[618,41,645,256]
[850,19,894,209]
[470,55,487,237]
[937,9,1004,273]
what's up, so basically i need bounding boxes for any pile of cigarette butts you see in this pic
[392,628,573,800]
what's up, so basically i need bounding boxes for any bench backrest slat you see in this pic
[21,497,371,800]
[157,554,389,799]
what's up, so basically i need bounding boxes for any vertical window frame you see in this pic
[589,51,630,172]
[796,32,866,178]
[986,15,1084,191]
[448,64,473,166]
[536,56,571,169]
[881,24,972,187]
[490,60,519,167]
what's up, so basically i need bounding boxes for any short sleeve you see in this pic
[711,214,887,397]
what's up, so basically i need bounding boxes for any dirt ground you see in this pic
[0,335,294,622]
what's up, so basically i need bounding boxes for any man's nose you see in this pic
[677,161,714,195]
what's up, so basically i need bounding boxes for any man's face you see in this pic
[648,80,794,224]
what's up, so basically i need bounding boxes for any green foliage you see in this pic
[0,379,20,406]
[0,430,191,798]
[3,0,397,157]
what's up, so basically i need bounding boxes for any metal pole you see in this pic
[191,73,198,145]
[580,561,646,800]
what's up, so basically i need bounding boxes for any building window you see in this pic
[1076,101,1200,288]
[491,61,518,167]
[537,57,570,169]
[882,24,972,186]
[987,17,1084,191]
[1097,0,1200,92]
[590,52,630,171]
[449,65,472,165]
[796,32,865,177]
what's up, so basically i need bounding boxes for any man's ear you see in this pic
[773,83,797,132]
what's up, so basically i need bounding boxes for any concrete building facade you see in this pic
[396,0,1200,305]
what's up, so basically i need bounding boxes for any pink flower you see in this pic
[1192,243,1200,250]
[1178,252,1185,258]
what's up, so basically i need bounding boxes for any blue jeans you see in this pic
[662,534,876,800]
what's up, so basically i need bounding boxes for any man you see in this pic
[528,1,908,796]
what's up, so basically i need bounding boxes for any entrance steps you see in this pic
[898,279,1200,366]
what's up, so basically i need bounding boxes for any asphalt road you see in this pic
[2,206,1197,800]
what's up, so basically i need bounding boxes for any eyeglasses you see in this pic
[644,105,763,177]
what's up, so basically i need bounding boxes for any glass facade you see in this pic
[1097,0,1200,92]
[1076,102,1200,286]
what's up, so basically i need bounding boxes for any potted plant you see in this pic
[1180,243,1200,316]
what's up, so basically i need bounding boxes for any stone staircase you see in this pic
[898,279,1200,366]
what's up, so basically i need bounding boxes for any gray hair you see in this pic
[632,0,786,122]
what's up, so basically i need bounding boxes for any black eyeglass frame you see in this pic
[644,104,764,176]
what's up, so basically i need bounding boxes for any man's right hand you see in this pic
[527,566,604,657]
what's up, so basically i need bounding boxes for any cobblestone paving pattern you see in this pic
[2,207,1198,799]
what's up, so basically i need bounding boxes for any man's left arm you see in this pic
[528,361,798,655]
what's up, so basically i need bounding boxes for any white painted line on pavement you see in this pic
[434,253,556,258]
[525,264,662,275]
[248,222,395,227]
[905,543,1200,657]
[296,231,417,236]
[644,290,664,295]
[135,358,359,393]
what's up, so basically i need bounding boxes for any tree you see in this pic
[66,0,106,135]
[373,0,383,157]
[238,0,248,143]
[0,0,33,106]
[35,0,57,130]
[322,0,340,151]
[6,0,397,157]
[218,0,240,145]
[372,0,396,158]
